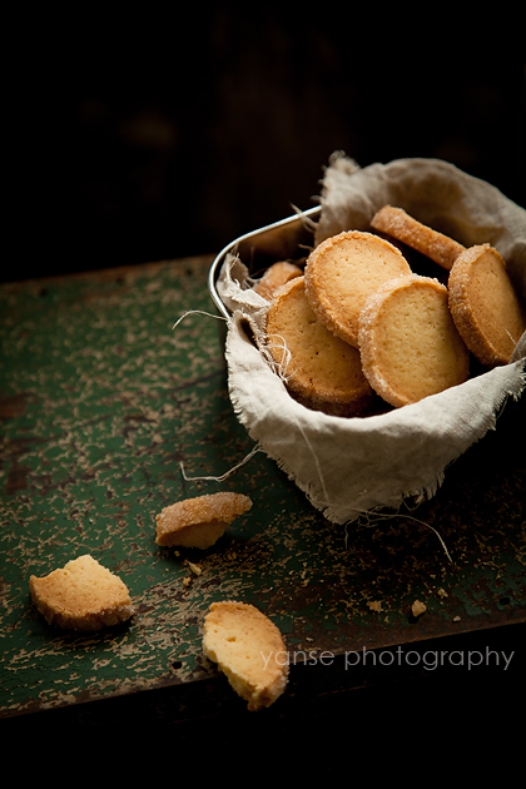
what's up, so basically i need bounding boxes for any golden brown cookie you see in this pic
[155,492,252,548]
[266,276,373,416]
[448,243,526,366]
[370,205,466,270]
[358,274,470,407]
[304,230,411,348]
[29,554,134,631]
[253,261,303,301]
[202,601,288,711]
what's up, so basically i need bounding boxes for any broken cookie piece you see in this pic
[202,601,289,711]
[155,492,253,548]
[29,554,134,632]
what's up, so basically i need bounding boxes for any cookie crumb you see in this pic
[411,599,427,618]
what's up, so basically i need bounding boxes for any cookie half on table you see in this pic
[202,601,289,711]
[304,230,411,348]
[448,244,526,367]
[29,554,134,632]
[265,275,373,416]
[358,274,470,407]
[370,205,466,271]
[155,492,253,548]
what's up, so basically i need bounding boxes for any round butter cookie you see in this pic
[358,275,470,407]
[304,230,411,348]
[266,276,372,416]
[370,205,466,270]
[448,244,526,367]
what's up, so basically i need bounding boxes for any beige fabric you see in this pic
[316,154,526,297]
[220,156,526,525]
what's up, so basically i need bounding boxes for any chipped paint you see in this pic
[1,257,525,719]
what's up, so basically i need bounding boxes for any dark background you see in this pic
[4,13,526,742]
[10,11,526,283]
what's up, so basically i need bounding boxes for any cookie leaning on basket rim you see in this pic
[265,275,373,416]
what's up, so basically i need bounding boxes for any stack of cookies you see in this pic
[258,207,525,414]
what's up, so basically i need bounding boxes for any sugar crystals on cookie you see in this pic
[304,230,411,348]
[155,492,253,549]
[371,205,466,270]
[448,243,526,367]
[358,274,470,407]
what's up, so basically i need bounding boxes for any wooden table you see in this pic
[1,256,525,732]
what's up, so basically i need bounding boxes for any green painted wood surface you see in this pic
[1,257,525,720]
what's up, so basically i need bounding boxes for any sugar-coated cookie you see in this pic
[358,274,470,407]
[266,276,373,416]
[448,243,526,367]
[371,205,466,270]
[155,492,252,548]
[304,230,411,348]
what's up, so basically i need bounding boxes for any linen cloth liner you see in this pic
[219,155,526,525]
